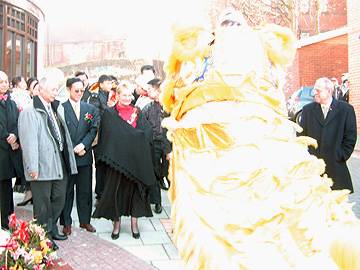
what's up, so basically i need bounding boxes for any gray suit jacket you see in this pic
[18,96,77,181]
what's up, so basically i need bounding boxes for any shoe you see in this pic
[50,239,59,251]
[159,180,169,191]
[62,225,72,236]
[17,197,33,206]
[154,203,162,214]
[111,231,120,240]
[51,232,68,241]
[130,217,140,239]
[80,223,96,233]
[132,231,140,239]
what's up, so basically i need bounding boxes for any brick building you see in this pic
[287,0,348,97]
[348,0,360,133]
[287,28,348,96]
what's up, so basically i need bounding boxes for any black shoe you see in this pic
[51,232,68,241]
[159,180,169,191]
[50,239,59,251]
[111,231,120,240]
[17,198,33,206]
[132,231,140,239]
[154,203,162,214]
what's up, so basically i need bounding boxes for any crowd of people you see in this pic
[331,72,350,102]
[0,65,171,250]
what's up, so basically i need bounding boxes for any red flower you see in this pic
[84,112,93,123]
[8,213,17,230]
[13,220,30,243]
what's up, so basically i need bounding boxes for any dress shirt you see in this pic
[69,99,81,120]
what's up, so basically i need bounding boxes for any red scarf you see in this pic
[115,103,138,128]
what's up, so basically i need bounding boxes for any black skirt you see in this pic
[92,166,153,220]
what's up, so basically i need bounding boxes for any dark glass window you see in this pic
[1,2,38,78]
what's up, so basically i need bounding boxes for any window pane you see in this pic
[5,31,14,78]
[26,40,35,78]
[15,34,24,76]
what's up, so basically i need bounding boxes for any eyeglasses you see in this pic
[74,89,85,93]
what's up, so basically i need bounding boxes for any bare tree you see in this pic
[209,0,301,36]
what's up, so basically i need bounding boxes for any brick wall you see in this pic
[298,35,348,86]
[348,0,360,133]
[286,34,348,100]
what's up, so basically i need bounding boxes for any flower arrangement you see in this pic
[0,214,57,270]
[84,112,93,123]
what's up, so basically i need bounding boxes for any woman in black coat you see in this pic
[92,80,156,239]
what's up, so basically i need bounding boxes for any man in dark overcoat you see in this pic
[299,77,357,192]
[0,71,24,229]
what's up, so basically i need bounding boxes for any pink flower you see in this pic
[8,213,17,230]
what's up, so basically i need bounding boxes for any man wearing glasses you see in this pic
[59,77,99,236]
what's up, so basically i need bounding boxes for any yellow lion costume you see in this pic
[161,10,360,270]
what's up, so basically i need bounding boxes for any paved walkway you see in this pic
[12,189,183,270]
[5,154,360,270]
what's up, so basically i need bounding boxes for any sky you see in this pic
[40,0,213,59]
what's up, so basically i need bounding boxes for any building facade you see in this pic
[0,0,44,80]
[348,0,360,132]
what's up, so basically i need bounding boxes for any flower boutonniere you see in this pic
[84,112,93,123]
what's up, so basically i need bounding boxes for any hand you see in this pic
[29,171,38,180]
[10,142,19,150]
[6,133,17,144]
[78,149,86,156]
[74,143,85,154]
[166,152,172,161]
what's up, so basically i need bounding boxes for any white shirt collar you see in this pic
[69,98,80,108]
[321,97,333,108]
[38,95,51,110]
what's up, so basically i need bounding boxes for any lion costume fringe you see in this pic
[160,10,360,270]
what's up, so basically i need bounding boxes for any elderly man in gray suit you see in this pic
[18,70,77,250]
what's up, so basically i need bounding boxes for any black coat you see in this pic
[0,96,24,180]
[63,100,99,167]
[96,106,156,187]
[299,99,357,191]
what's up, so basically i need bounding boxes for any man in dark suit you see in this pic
[299,77,357,192]
[0,71,24,229]
[60,77,99,235]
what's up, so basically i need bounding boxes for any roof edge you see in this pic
[297,27,348,48]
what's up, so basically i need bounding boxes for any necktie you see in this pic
[74,103,80,120]
[321,104,329,118]
[47,105,63,151]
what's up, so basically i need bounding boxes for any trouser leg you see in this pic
[0,179,14,229]
[75,165,93,224]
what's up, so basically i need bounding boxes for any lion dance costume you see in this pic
[161,10,360,270]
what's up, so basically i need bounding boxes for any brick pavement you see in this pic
[14,208,156,270]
